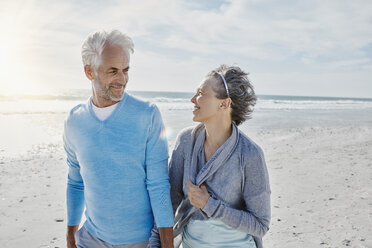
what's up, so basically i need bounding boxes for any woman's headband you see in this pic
[218,72,230,98]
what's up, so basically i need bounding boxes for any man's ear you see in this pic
[84,65,95,81]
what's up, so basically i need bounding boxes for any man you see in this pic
[63,30,173,248]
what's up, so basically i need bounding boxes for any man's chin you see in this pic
[110,96,124,102]
[109,91,125,101]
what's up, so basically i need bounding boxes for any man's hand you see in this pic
[186,180,210,209]
[158,227,173,248]
[66,225,79,248]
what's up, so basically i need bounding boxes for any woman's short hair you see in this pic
[81,30,134,70]
[207,65,257,126]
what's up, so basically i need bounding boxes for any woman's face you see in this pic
[190,77,223,123]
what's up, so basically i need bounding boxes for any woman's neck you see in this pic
[204,118,232,149]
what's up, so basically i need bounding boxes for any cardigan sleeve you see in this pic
[169,133,186,214]
[202,146,271,238]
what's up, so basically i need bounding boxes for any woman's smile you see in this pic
[193,105,200,113]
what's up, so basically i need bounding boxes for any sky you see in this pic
[0,0,372,98]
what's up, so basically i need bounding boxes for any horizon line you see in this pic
[1,89,372,101]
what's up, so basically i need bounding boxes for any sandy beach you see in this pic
[0,113,371,248]
[255,125,372,248]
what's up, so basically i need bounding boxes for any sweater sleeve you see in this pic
[148,128,187,247]
[145,106,174,228]
[202,146,271,238]
[63,121,85,226]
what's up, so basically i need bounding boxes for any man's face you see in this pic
[91,44,130,107]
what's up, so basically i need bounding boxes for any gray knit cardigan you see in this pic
[149,124,271,248]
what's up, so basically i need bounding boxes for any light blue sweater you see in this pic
[63,93,174,245]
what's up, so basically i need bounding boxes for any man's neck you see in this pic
[91,95,120,108]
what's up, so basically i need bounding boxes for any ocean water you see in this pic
[1,90,372,156]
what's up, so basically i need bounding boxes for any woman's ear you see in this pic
[220,98,232,109]
[84,65,95,81]
[226,98,232,108]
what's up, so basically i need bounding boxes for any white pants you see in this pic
[75,226,149,248]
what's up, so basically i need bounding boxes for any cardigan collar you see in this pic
[189,123,239,186]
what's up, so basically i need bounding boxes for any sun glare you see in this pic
[0,36,17,94]
[0,2,49,96]
[0,27,44,96]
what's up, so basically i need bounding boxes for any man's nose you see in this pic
[117,71,128,83]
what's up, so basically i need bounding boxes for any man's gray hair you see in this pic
[208,65,257,126]
[81,30,134,70]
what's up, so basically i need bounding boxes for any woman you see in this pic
[149,65,271,248]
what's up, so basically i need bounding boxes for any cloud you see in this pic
[0,0,371,97]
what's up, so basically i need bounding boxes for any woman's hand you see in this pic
[186,180,210,209]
